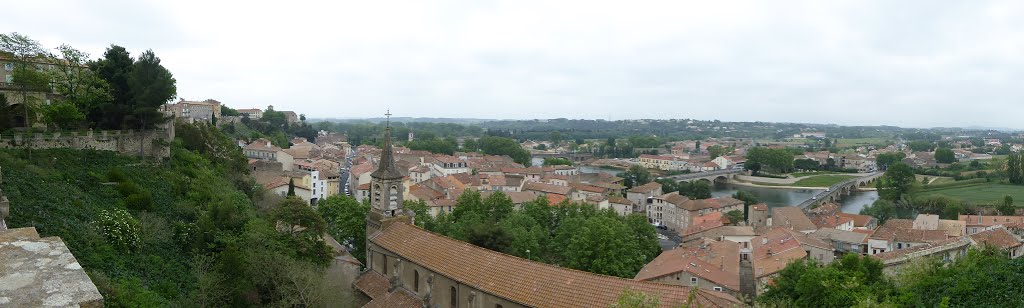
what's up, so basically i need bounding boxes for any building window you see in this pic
[713,287,723,292]
[414,270,419,292]
[690,277,697,285]
[451,286,457,308]
[382,256,387,274]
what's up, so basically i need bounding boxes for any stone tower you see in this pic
[366,114,409,240]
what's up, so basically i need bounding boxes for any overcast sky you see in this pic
[5,1,1024,128]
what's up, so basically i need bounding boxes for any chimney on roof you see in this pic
[766,248,773,256]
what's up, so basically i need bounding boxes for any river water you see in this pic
[553,158,879,214]
[710,183,878,214]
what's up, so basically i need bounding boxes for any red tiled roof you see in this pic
[627,182,663,193]
[370,222,742,307]
[969,228,1022,250]
[635,241,741,291]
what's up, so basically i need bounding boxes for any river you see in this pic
[710,183,878,214]
[545,157,878,214]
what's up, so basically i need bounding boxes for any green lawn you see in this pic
[791,171,840,177]
[792,175,858,187]
[917,183,1024,205]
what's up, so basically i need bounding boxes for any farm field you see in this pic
[917,183,1024,204]
[837,137,891,147]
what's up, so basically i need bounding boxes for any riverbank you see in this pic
[726,180,825,191]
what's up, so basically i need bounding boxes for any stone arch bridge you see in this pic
[663,169,743,184]
[532,152,594,163]
[798,172,884,209]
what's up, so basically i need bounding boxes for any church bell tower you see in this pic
[366,111,408,238]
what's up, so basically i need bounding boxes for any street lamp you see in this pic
[526,249,531,260]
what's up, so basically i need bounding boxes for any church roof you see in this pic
[371,127,403,180]
[370,222,742,308]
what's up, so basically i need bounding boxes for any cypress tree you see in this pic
[287,178,296,196]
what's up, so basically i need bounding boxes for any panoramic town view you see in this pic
[3,1,1024,307]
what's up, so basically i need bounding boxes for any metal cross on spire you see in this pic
[385,109,392,128]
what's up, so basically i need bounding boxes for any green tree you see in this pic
[287,179,296,196]
[89,45,135,129]
[42,101,85,129]
[760,254,889,307]
[1007,153,1023,185]
[934,148,956,164]
[0,32,48,132]
[707,145,731,159]
[725,210,744,225]
[997,195,1015,216]
[480,136,531,166]
[610,289,660,308]
[317,195,370,262]
[127,50,176,130]
[686,181,712,199]
[908,140,935,152]
[872,151,905,169]
[271,197,330,263]
[877,162,915,201]
[220,105,240,116]
[619,165,652,189]
[561,215,643,277]
[543,157,573,166]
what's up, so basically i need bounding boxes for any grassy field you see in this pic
[837,138,891,147]
[790,171,841,177]
[792,175,858,187]
[917,183,1024,204]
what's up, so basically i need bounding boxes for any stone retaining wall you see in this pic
[0,126,174,159]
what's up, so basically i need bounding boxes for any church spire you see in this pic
[371,110,403,180]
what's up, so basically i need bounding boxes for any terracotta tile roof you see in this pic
[608,195,633,205]
[959,214,1024,227]
[353,270,389,299]
[871,219,947,243]
[969,228,1022,250]
[810,228,868,244]
[357,183,370,190]
[937,220,966,237]
[771,207,817,232]
[628,182,663,193]
[371,223,742,307]
[523,182,573,196]
[546,194,567,206]
[677,197,744,212]
[872,236,970,261]
[571,182,607,193]
[811,214,854,229]
[354,273,421,308]
[683,220,724,237]
[751,228,807,278]
[837,212,875,228]
[635,241,741,291]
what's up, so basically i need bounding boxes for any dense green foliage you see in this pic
[0,32,178,131]
[745,147,795,174]
[875,152,906,171]
[655,178,712,200]
[410,190,660,278]
[1008,153,1024,185]
[542,157,573,166]
[760,254,891,307]
[764,248,1024,307]
[317,195,369,262]
[934,147,956,164]
[478,136,532,166]
[619,165,652,189]
[877,162,916,201]
[405,136,458,155]
[2,123,345,307]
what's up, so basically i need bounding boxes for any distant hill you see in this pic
[312,117,497,125]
